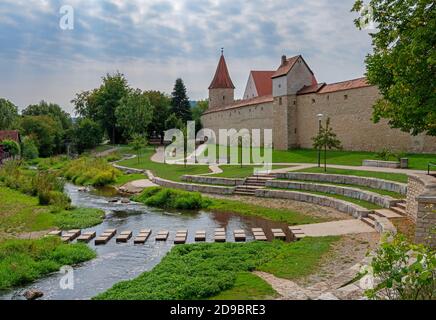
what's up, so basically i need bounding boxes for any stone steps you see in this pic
[374,209,404,219]
[390,205,406,216]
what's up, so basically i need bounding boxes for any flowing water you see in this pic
[0,183,291,300]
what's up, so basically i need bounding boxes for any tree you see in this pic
[72,118,104,154]
[165,113,184,131]
[0,98,18,130]
[312,118,342,172]
[191,100,208,132]
[352,0,436,136]
[21,136,39,160]
[72,72,130,144]
[171,78,192,123]
[1,139,20,159]
[129,133,148,163]
[143,90,171,140]
[22,101,72,131]
[20,115,63,157]
[116,89,154,140]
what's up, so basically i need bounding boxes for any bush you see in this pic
[133,187,210,210]
[53,208,105,230]
[1,139,20,158]
[363,234,435,300]
[21,137,39,160]
[39,191,71,209]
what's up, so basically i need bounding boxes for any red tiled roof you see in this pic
[251,71,275,97]
[271,55,315,79]
[298,83,326,95]
[318,77,370,94]
[209,54,235,89]
[0,130,20,143]
[203,95,273,115]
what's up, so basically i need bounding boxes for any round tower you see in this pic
[208,50,235,110]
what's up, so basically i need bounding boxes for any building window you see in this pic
[223,96,225,100]
[278,84,281,88]
[279,97,282,105]
[293,100,296,105]
[327,95,330,101]
[295,128,297,134]
[312,99,316,104]
[344,94,348,100]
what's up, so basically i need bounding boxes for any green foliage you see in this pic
[21,136,39,160]
[129,134,148,163]
[312,118,342,171]
[171,78,192,122]
[352,0,436,136]
[22,101,72,131]
[143,90,171,138]
[1,139,20,158]
[72,118,104,154]
[0,98,18,130]
[0,237,96,290]
[375,148,394,161]
[62,157,121,187]
[52,208,105,230]
[363,234,435,300]
[116,89,154,139]
[95,237,337,300]
[165,112,184,131]
[192,100,209,132]
[20,115,63,157]
[133,187,211,210]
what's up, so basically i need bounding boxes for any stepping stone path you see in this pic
[214,228,226,242]
[174,230,188,244]
[95,229,117,245]
[46,230,62,237]
[156,230,169,241]
[77,231,96,243]
[233,229,246,242]
[133,229,152,244]
[288,226,307,240]
[116,231,133,243]
[271,228,286,240]
[252,228,267,241]
[195,230,206,242]
[61,229,81,243]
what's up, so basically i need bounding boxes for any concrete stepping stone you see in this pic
[116,231,133,243]
[195,231,206,242]
[61,229,82,242]
[214,228,226,242]
[134,229,152,244]
[77,231,96,243]
[233,230,246,242]
[252,228,267,241]
[272,228,286,240]
[174,230,188,244]
[95,229,117,245]
[156,230,169,241]
[46,230,62,237]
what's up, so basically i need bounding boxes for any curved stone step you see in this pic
[266,180,399,208]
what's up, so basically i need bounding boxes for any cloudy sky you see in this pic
[0,0,373,114]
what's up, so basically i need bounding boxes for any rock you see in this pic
[121,199,130,204]
[108,199,119,203]
[23,289,44,300]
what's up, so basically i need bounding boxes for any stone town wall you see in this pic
[295,86,436,152]
[182,175,245,186]
[152,176,235,195]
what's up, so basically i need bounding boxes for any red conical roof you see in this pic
[209,54,235,89]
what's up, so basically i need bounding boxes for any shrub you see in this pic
[376,148,394,161]
[21,137,39,160]
[133,187,210,210]
[39,191,71,209]
[363,234,435,300]
[1,139,20,158]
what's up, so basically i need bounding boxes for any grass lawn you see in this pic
[0,237,95,290]
[0,186,104,238]
[206,197,325,225]
[94,237,338,300]
[114,173,147,186]
[117,147,211,182]
[213,165,292,178]
[296,167,408,183]
[209,272,278,300]
[204,145,435,169]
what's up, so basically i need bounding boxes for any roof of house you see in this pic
[209,54,235,89]
[271,55,315,79]
[0,130,20,143]
[250,71,275,96]
[318,77,370,94]
[203,95,273,115]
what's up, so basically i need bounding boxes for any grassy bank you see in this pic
[296,167,408,183]
[0,186,104,238]
[212,165,292,178]
[0,237,96,290]
[95,237,338,300]
[132,187,323,225]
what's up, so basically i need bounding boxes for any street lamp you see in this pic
[317,113,323,168]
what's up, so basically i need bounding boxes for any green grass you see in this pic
[0,237,96,290]
[206,197,324,225]
[114,173,147,187]
[209,272,278,300]
[0,186,104,237]
[117,147,211,182]
[94,237,338,300]
[297,167,408,183]
[213,165,292,178]
[269,187,382,210]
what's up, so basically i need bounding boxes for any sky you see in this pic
[0,0,373,114]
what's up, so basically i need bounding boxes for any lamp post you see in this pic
[317,113,323,168]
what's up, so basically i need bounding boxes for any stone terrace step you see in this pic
[390,206,406,216]
[361,217,376,228]
[374,209,404,219]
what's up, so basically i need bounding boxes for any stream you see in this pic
[0,183,291,300]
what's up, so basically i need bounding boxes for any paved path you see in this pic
[92,147,119,158]
[149,146,426,174]
[296,219,375,237]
